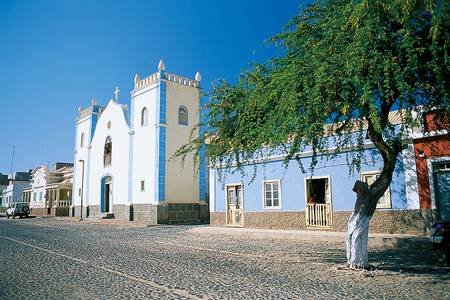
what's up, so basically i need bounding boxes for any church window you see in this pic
[141,107,148,126]
[80,133,85,148]
[104,136,112,167]
[140,180,145,191]
[178,106,188,126]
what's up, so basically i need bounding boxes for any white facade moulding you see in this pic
[132,71,200,94]
[211,142,378,169]
[77,106,103,121]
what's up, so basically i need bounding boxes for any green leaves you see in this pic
[175,0,449,177]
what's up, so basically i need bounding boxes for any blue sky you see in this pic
[0,0,301,174]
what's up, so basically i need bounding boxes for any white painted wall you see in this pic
[88,100,130,209]
[73,113,94,207]
[209,169,216,212]
[30,167,47,208]
[3,181,29,206]
[165,81,200,203]
[131,84,158,204]
[72,67,203,212]
[402,144,420,209]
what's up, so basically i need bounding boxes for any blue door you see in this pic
[101,176,112,213]
[435,165,450,220]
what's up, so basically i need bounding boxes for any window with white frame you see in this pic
[361,172,392,209]
[140,180,145,191]
[263,180,281,208]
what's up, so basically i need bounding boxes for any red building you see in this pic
[413,110,449,219]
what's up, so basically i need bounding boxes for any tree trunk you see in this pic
[346,180,378,269]
[345,104,404,269]
[346,197,371,269]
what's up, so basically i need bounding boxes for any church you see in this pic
[71,60,208,224]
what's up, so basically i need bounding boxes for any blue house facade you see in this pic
[208,126,431,234]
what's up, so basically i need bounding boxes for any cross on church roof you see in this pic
[114,87,120,101]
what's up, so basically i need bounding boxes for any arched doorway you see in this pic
[101,176,112,213]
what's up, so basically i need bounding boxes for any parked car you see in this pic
[431,220,450,263]
[6,202,30,219]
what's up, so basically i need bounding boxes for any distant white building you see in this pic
[23,163,73,216]
[1,172,31,208]
[72,60,207,223]
[0,173,10,209]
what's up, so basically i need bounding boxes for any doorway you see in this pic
[305,177,333,227]
[434,162,450,220]
[226,184,243,226]
[101,176,112,213]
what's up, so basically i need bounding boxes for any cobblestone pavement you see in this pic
[0,217,449,299]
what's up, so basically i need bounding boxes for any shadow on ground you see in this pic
[326,243,450,279]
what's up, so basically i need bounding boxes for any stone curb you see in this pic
[188,226,430,248]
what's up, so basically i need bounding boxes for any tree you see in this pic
[176,0,449,269]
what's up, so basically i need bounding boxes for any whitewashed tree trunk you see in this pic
[344,118,403,269]
[346,180,378,269]
[346,202,371,269]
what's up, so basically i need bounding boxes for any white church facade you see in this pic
[72,61,208,224]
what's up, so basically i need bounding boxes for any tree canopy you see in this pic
[176,0,449,269]
[177,0,449,178]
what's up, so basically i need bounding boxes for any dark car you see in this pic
[431,220,450,263]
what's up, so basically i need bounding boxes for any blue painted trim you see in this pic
[198,92,206,201]
[84,117,94,206]
[158,127,166,202]
[100,173,113,212]
[160,74,166,124]
[199,142,206,201]
[155,77,167,203]
[90,113,98,143]
[100,177,105,212]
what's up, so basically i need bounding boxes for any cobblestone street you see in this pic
[0,217,449,299]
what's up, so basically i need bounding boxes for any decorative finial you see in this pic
[114,87,120,101]
[123,104,128,111]
[78,105,83,112]
[134,73,140,83]
[91,97,97,106]
[158,59,165,71]
[195,71,202,82]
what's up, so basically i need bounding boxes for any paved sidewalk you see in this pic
[188,226,430,248]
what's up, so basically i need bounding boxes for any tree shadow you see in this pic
[367,245,450,278]
[325,243,450,279]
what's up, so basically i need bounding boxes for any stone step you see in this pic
[92,212,115,219]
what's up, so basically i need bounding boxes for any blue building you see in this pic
[208,112,431,234]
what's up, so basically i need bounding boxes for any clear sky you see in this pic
[0,0,301,174]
